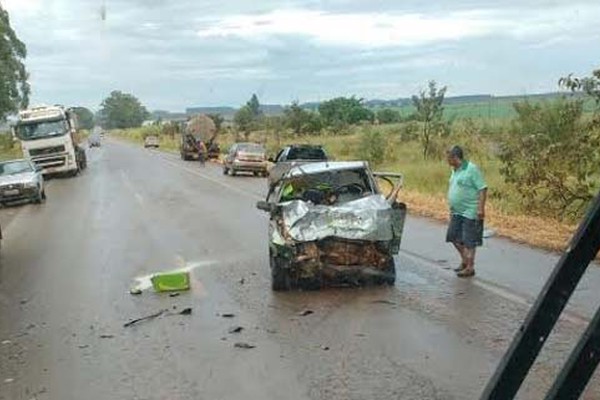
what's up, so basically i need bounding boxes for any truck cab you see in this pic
[13,106,87,176]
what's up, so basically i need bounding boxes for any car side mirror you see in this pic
[256,201,276,213]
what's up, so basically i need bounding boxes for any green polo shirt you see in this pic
[448,160,487,220]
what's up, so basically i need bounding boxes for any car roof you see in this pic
[285,161,367,177]
[285,144,323,149]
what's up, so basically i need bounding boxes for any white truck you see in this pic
[13,106,87,176]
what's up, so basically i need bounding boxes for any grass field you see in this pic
[387,95,597,122]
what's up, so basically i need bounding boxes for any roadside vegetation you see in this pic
[112,69,600,253]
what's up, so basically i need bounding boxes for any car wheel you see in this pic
[381,258,396,286]
[271,254,291,291]
[230,169,237,176]
[33,188,46,204]
[223,167,229,175]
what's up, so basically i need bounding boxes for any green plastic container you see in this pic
[151,271,190,292]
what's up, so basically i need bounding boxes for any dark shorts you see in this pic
[446,214,484,248]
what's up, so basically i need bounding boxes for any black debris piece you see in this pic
[234,342,256,349]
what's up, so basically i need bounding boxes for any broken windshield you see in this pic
[16,119,68,141]
[279,168,374,205]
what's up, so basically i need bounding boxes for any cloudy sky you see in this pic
[2,0,600,111]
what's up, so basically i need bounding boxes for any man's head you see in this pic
[447,145,464,169]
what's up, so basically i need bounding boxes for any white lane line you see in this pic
[398,250,590,326]
[119,170,145,207]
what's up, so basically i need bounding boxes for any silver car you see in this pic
[0,159,46,205]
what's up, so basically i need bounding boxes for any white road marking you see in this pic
[119,170,145,207]
[399,250,590,326]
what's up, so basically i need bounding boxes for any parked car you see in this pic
[144,135,160,148]
[0,159,46,205]
[267,144,328,186]
[257,161,406,291]
[89,134,101,147]
[223,142,268,177]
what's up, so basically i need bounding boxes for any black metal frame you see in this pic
[481,190,600,399]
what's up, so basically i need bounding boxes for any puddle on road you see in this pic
[396,270,428,286]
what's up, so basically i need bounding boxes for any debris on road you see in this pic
[169,292,180,298]
[124,310,167,328]
[151,271,190,292]
[234,342,256,349]
[3,378,14,384]
[178,307,192,315]
[129,287,142,295]
[78,344,89,349]
[99,334,114,339]
[221,313,235,318]
[1,340,11,345]
[321,345,330,351]
[19,299,28,305]
[298,309,314,316]
[228,326,244,334]
[239,278,245,285]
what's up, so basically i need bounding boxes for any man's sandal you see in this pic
[454,263,466,272]
[457,269,475,278]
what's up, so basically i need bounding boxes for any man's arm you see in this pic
[478,188,487,220]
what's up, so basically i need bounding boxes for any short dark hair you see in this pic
[447,145,464,160]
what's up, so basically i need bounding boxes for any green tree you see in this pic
[376,108,402,124]
[499,98,599,220]
[207,113,224,132]
[0,5,30,120]
[234,105,254,140]
[359,130,386,165]
[98,91,149,129]
[283,101,322,135]
[246,94,262,118]
[411,80,447,159]
[71,107,94,130]
[318,97,374,130]
[560,69,600,104]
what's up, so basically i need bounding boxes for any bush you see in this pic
[499,98,600,220]
[359,130,386,165]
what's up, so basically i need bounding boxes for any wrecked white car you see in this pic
[257,161,406,291]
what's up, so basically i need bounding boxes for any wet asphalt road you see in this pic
[1,139,599,400]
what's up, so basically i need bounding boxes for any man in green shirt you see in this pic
[446,146,487,278]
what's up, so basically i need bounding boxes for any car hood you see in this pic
[274,194,402,244]
[0,172,37,186]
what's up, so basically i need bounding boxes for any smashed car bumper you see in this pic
[270,195,406,286]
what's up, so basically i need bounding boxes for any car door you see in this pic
[267,148,289,186]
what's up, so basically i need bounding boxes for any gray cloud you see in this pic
[2,0,600,111]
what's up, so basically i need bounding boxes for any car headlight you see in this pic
[23,181,37,188]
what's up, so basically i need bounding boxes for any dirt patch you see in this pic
[399,190,576,253]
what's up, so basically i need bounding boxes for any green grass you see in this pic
[389,96,597,122]
[0,133,23,161]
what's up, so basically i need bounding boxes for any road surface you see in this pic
[1,139,599,400]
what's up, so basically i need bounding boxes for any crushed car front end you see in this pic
[259,162,406,290]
